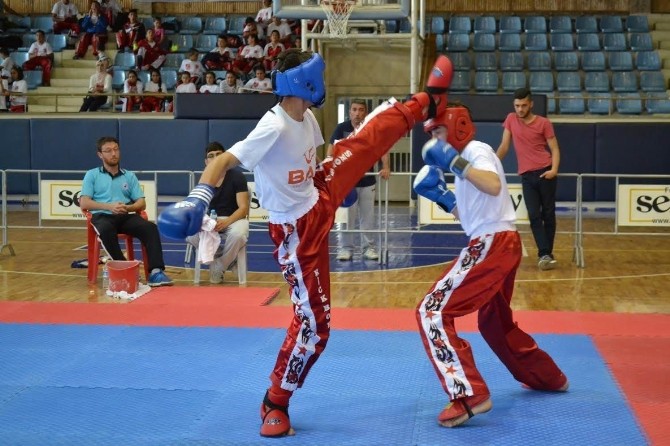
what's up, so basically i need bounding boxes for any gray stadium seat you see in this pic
[448,71,471,92]
[30,16,53,33]
[474,71,499,92]
[577,33,600,51]
[575,16,598,34]
[558,93,585,114]
[196,34,218,52]
[499,52,523,71]
[473,33,496,52]
[554,52,579,71]
[430,16,445,34]
[499,16,522,33]
[527,51,551,71]
[524,16,547,33]
[9,51,29,66]
[599,15,623,33]
[608,51,633,71]
[447,52,472,70]
[616,92,643,114]
[635,51,662,71]
[160,68,178,90]
[584,71,610,92]
[645,92,670,114]
[525,33,548,51]
[582,51,606,71]
[502,71,526,92]
[549,16,572,34]
[550,33,574,51]
[611,71,638,92]
[603,33,627,51]
[180,17,203,34]
[114,52,136,69]
[24,70,43,90]
[112,70,127,90]
[639,71,667,92]
[203,17,227,35]
[546,92,556,113]
[474,16,496,34]
[446,33,470,52]
[474,52,497,71]
[47,34,67,52]
[626,15,650,33]
[556,72,581,92]
[448,16,471,34]
[498,33,521,51]
[529,71,554,92]
[629,33,654,52]
[173,34,194,53]
[587,92,613,114]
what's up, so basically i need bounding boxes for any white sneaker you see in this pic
[538,255,557,271]
[336,249,353,261]
[363,247,379,260]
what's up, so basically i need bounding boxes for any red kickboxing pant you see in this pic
[22,56,52,84]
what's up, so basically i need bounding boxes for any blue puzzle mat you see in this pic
[0,324,647,445]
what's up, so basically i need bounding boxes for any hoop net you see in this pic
[320,0,357,38]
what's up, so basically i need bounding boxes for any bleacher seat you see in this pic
[385,20,398,33]
[529,71,554,92]
[162,16,180,34]
[550,33,574,51]
[499,16,522,33]
[24,70,43,90]
[577,33,601,51]
[587,92,613,114]
[431,17,445,34]
[9,51,29,66]
[47,34,67,52]
[584,71,610,92]
[180,17,203,34]
[612,71,638,92]
[435,34,445,51]
[525,33,548,51]
[203,17,227,35]
[558,93,585,114]
[524,16,547,33]
[448,16,471,34]
[448,71,471,92]
[575,16,598,34]
[173,34,194,53]
[473,33,495,52]
[608,51,633,71]
[629,33,653,52]
[499,52,523,71]
[196,34,217,52]
[228,16,247,35]
[114,52,136,70]
[636,51,662,71]
[138,70,151,85]
[502,71,526,92]
[141,17,155,31]
[626,15,650,33]
[640,71,667,92]
[474,71,499,92]
[20,33,33,50]
[447,52,472,71]
[527,51,551,71]
[164,53,182,69]
[498,33,521,51]
[446,33,469,52]
[546,92,556,113]
[603,33,627,51]
[112,70,127,90]
[554,52,579,71]
[213,70,227,81]
[160,68,178,91]
[582,51,606,71]
[7,16,30,33]
[600,15,623,33]
[474,52,497,71]
[645,92,670,114]
[549,16,572,33]
[398,18,411,33]
[616,92,643,114]
[474,16,496,33]
[30,16,53,33]
[556,72,581,92]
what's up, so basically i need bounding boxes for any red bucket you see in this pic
[107,260,140,293]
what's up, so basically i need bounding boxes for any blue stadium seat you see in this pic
[550,33,574,51]
[385,20,398,33]
[473,16,496,34]
[24,70,43,90]
[616,92,643,114]
[636,51,662,71]
[546,92,556,113]
[587,92,613,114]
[502,71,526,92]
[173,34,194,53]
[558,93,585,114]
[138,70,151,85]
[448,16,471,34]
[611,71,638,92]
[473,33,495,51]
[47,34,67,52]
[608,51,633,71]
[447,52,472,71]
[114,52,136,69]
[9,51,29,66]
[499,16,522,33]
[160,68,178,91]
[474,71,498,93]
[164,53,182,69]
[600,16,623,33]
[499,52,523,71]
[556,72,581,92]
[6,16,30,33]
[584,71,610,92]
[112,70,127,90]
[141,17,155,31]
[575,16,598,34]
[626,15,650,33]
[196,34,218,52]
[629,33,653,52]
[398,18,411,33]
[639,71,667,92]
[529,71,554,92]
[582,51,606,71]
[554,52,579,71]
[435,34,445,51]
[527,51,551,71]
[30,16,53,33]
[525,33,548,51]
[228,16,247,35]
[474,52,497,71]
[430,17,445,34]
[498,33,521,51]
[203,17,227,35]
[162,16,180,34]
[524,16,547,33]
[180,17,203,34]
[645,92,670,114]
[603,33,627,51]
[446,33,470,52]
[20,33,33,50]
[213,70,227,81]
[549,16,572,33]
[448,71,471,92]
[577,33,601,51]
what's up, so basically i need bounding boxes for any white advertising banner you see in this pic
[39,180,158,221]
[617,185,670,227]
[247,182,347,223]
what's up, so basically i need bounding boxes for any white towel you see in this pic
[197,215,221,265]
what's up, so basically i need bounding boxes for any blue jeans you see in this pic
[521,166,557,258]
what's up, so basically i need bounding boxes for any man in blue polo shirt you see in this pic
[79,136,173,287]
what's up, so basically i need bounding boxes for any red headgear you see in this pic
[423,106,475,151]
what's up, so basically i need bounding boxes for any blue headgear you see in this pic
[271,53,326,108]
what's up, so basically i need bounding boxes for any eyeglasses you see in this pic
[100,148,120,154]
[206,151,223,159]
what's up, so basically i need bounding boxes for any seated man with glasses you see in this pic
[79,136,173,287]
[186,142,250,284]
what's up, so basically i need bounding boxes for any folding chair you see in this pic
[184,243,247,285]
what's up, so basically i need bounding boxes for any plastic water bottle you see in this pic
[210,209,218,220]
[102,264,109,290]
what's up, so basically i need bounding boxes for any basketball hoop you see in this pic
[320,0,357,38]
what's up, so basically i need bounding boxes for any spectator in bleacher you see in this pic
[175,70,196,93]
[219,71,243,94]
[0,66,27,112]
[51,0,79,37]
[496,88,561,271]
[243,16,264,42]
[136,29,166,71]
[0,47,14,79]
[224,33,244,51]
[267,16,293,47]
[232,34,263,76]
[199,71,220,94]
[140,68,168,112]
[120,69,142,112]
[73,1,108,60]
[100,0,123,32]
[22,30,53,87]
[80,56,112,112]
[263,30,284,72]
[241,65,271,93]
[201,34,234,72]
[116,9,145,53]
[255,0,273,33]
[179,48,205,85]
[151,17,171,52]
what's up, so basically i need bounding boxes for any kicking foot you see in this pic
[522,377,569,392]
[425,55,454,118]
[260,392,295,437]
[438,394,492,428]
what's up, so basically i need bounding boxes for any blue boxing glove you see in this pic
[421,138,471,179]
[413,165,457,214]
[157,183,215,240]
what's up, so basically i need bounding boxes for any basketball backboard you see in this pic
[273,0,410,21]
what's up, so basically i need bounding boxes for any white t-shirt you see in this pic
[228,104,324,223]
[10,79,28,106]
[179,60,204,80]
[199,84,220,94]
[256,6,273,26]
[268,21,293,39]
[52,1,79,19]
[144,81,167,93]
[453,140,516,238]
[28,41,53,57]
[242,77,272,92]
[123,80,143,94]
[240,44,263,59]
[176,83,197,93]
[1,56,15,78]
[210,47,234,58]
[88,72,112,93]
[219,79,242,93]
